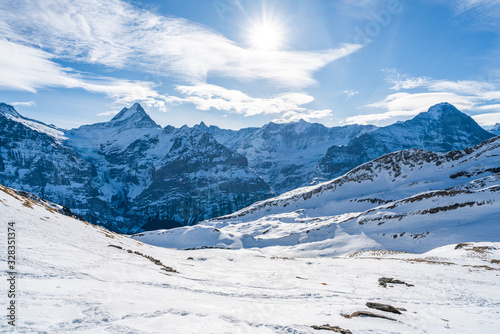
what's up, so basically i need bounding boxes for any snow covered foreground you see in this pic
[1,185,500,333]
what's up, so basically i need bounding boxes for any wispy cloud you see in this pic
[0,0,361,88]
[343,90,359,99]
[277,109,333,123]
[10,101,36,108]
[347,69,500,126]
[0,39,170,110]
[348,91,475,124]
[384,69,496,95]
[451,0,500,30]
[472,112,500,127]
[173,84,332,122]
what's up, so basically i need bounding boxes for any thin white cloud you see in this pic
[347,70,500,125]
[10,101,36,108]
[343,90,359,99]
[472,112,500,127]
[0,0,361,88]
[476,104,500,111]
[173,84,331,122]
[0,39,170,111]
[384,69,496,95]
[277,109,333,123]
[452,0,500,30]
[347,92,475,124]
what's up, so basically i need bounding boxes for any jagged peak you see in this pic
[0,103,21,117]
[106,103,159,129]
[111,103,146,121]
[199,121,208,130]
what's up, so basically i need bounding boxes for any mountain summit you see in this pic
[491,123,500,136]
[415,102,486,133]
[318,102,495,181]
[0,101,495,233]
[108,103,160,129]
[0,102,21,117]
[423,102,463,119]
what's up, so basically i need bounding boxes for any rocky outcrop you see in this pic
[366,302,402,314]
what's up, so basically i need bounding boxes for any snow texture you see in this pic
[1,184,499,333]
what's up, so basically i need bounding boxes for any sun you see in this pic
[248,19,285,51]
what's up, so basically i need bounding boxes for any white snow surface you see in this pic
[1,184,500,333]
[134,137,500,255]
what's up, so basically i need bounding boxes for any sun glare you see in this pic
[249,20,285,51]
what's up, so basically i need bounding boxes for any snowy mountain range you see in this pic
[205,121,377,193]
[134,135,500,256]
[1,101,499,333]
[1,172,499,333]
[0,102,272,233]
[0,102,496,233]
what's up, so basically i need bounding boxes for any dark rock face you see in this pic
[0,110,118,223]
[0,104,273,233]
[0,102,494,233]
[208,120,377,194]
[343,311,397,321]
[128,127,272,229]
[318,103,495,181]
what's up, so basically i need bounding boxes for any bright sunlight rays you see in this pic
[248,12,286,51]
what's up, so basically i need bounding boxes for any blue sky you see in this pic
[0,0,499,129]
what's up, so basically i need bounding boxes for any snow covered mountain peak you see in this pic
[0,102,21,117]
[0,102,67,141]
[198,121,208,130]
[108,103,159,128]
[491,123,500,136]
[418,102,469,122]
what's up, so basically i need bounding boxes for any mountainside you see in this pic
[317,103,495,182]
[134,136,500,255]
[2,182,500,333]
[0,103,120,224]
[0,101,495,233]
[208,120,377,193]
[491,123,500,136]
[0,103,273,233]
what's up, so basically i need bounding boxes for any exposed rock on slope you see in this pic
[134,136,500,255]
[0,103,273,232]
[318,103,495,181]
[0,102,494,232]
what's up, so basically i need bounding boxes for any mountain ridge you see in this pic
[0,101,496,233]
[134,135,500,254]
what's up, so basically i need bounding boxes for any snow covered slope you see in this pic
[134,136,500,255]
[208,120,377,193]
[0,102,495,233]
[491,123,500,136]
[0,103,67,141]
[1,183,500,333]
[1,103,273,233]
[318,103,495,182]
[208,103,494,193]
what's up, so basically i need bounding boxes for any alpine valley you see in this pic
[1,101,500,333]
[0,102,496,233]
